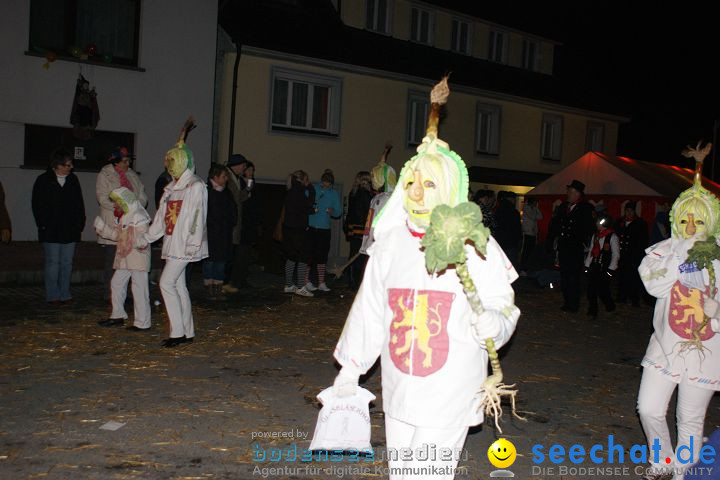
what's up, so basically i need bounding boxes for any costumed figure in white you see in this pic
[146,118,208,348]
[94,187,152,330]
[360,143,397,255]
[637,142,720,480]
[332,79,520,480]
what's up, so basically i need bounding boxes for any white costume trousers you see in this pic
[110,269,151,328]
[159,259,195,339]
[385,415,468,480]
[637,367,714,478]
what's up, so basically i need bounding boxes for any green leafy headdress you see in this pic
[372,77,469,242]
[166,117,196,179]
[670,142,720,239]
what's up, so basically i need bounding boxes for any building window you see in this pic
[451,19,471,54]
[476,104,501,155]
[407,91,429,146]
[488,30,507,63]
[24,124,135,172]
[541,114,563,161]
[586,122,605,152]
[366,0,391,34]
[522,38,539,71]
[270,68,342,137]
[29,0,141,67]
[410,6,434,45]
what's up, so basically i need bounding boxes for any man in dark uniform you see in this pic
[557,180,595,313]
[615,201,648,306]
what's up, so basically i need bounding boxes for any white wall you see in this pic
[0,0,217,241]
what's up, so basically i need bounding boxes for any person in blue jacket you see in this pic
[304,169,342,292]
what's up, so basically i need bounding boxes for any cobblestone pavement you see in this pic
[1,274,720,480]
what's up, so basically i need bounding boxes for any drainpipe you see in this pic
[227,38,241,161]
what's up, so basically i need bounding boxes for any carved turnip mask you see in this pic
[671,196,715,240]
[398,141,467,230]
[166,143,194,180]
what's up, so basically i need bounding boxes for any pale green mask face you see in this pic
[400,155,452,229]
[166,144,194,180]
[109,192,130,214]
[678,211,707,240]
[168,155,186,180]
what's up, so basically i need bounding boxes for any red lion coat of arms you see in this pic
[164,200,183,235]
[669,280,714,341]
[387,288,455,377]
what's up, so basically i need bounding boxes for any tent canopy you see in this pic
[527,151,720,198]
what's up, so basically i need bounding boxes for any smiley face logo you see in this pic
[488,438,517,469]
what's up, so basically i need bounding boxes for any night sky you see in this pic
[424,1,719,174]
[528,4,719,176]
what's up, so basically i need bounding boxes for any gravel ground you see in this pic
[1,274,720,480]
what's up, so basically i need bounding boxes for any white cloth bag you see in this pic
[309,386,376,452]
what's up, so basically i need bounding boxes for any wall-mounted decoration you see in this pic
[69,74,100,140]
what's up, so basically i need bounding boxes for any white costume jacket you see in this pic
[95,164,147,245]
[95,188,151,272]
[334,224,520,428]
[146,169,208,262]
[639,237,720,390]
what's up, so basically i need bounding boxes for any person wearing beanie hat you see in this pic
[96,145,147,299]
[330,79,519,479]
[616,200,648,306]
[304,169,342,292]
[145,118,208,348]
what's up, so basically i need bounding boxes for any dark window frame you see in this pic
[23,124,136,173]
[28,0,142,68]
[268,67,343,138]
[406,90,429,147]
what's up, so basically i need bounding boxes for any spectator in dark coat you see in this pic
[556,180,595,313]
[31,148,86,305]
[154,156,173,211]
[615,201,649,306]
[345,171,374,291]
[236,161,260,289]
[203,164,237,299]
[494,191,522,268]
[649,206,671,246]
[282,170,316,297]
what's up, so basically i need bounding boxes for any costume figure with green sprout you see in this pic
[637,142,720,480]
[331,78,520,480]
[94,186,152,330]
[145,118,208,348]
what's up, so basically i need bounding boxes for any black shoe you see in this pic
[181,336,194,344]
[587,309,598,317]
[126,325,151,332]
[605,304,616,313]
[161,336,186,348]
[561,305,579,313]
[98,318,124,327]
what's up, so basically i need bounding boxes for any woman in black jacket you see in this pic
[203,164,237,299]
[282,170,315,297]
[345,171,374,291]
[31,148,86,305]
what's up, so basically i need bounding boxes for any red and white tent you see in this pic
[526,151,720,240]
